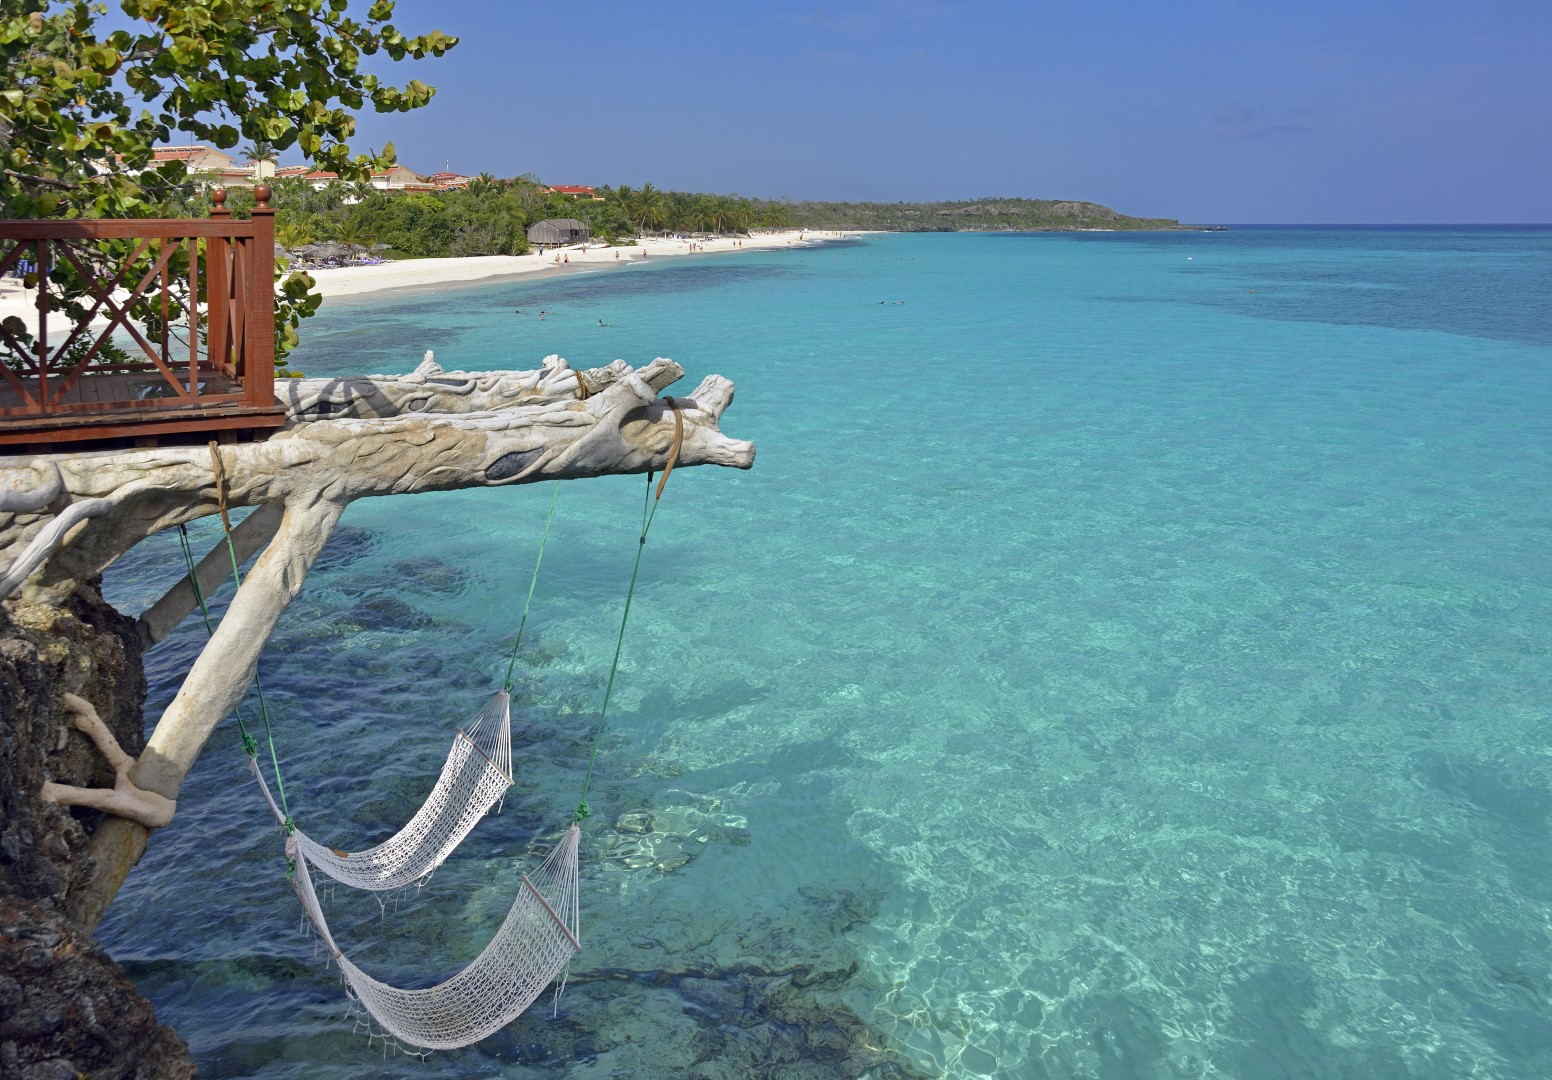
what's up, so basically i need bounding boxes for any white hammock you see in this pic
[245,689,580,1051]
[250,691,514,892]
[287,824,581,1052]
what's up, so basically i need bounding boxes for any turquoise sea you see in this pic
[100,227,1552,1078]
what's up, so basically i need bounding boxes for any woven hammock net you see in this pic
[250,691,515,892]
[288,824,582,1051]
[245,689,580,1050]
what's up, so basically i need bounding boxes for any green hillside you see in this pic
[781,197,1207,232]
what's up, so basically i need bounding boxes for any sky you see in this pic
[338,0,1551,223]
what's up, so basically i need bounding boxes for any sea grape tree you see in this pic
[0,0,457,361]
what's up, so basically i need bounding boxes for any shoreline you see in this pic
[307,229,857,305]
[0,230,858,325]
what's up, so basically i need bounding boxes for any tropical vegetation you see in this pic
[0,0,454,364]
[213,183,1196,265]
[781,197,1199,232]
[207,178,798,260]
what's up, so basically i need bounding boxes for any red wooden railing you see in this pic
[0,185,283,444]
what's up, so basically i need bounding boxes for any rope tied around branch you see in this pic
[208,441,233,533]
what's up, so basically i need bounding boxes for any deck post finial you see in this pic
[253,183,272,208]
[211,187,227,209]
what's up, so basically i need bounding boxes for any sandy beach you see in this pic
[0,229,855,327]
[304,228,851,301]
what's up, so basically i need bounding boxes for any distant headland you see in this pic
[785,197,1218,232]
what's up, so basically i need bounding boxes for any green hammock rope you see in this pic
[575,396,683,822]
[175,517,293,833]
[503,481,561,691]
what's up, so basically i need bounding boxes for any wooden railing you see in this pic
[0,186,284,445]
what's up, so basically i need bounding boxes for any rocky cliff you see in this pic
[0,587,195,1079]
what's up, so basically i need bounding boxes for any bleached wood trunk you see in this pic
[0,353,753,930]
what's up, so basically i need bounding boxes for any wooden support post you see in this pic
[187,235,199,395]
[246,184,276,408]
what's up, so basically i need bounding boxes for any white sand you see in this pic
[0,229,855,326]
[303,229,847,301]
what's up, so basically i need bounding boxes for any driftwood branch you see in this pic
[135,503,283,647]
[40,694,176,830]
[2,352,750,602]
[0,351,752,930]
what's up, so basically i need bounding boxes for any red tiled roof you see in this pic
[547,185,595,195]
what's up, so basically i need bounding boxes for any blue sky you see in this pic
[349,0,1550,223]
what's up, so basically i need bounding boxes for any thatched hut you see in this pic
[527,218,589,247]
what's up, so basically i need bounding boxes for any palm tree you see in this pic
[635,182,667,236]
[709,195,732,235]
[328,215,376,252]
[276,219,316,249]
[242,139,279,183]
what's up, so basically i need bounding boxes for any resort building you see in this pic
[367,165,433,191]
[137,147,443,194]
[285,165,435,193]
[151,145,239,173]
[546,185,605,201]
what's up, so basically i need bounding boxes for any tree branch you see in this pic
[3,168,79,190]
[39,694,176,831]
[71,496,343,930]
[3,354,752,603]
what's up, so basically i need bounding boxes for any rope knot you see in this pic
[573,800,590,823]
[283,815,296,837]
[241,732,259,757]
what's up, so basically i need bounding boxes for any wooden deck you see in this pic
[0,370,285,446]
[0,187,285,450]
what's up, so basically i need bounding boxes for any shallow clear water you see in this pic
[100,228,1552,1077]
